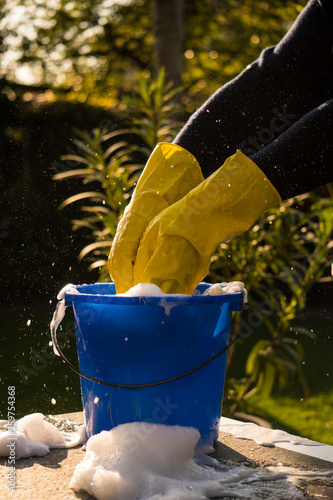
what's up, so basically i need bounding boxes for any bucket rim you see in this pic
[64,282,244,310]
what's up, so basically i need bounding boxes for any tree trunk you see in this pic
[153,0,184,87]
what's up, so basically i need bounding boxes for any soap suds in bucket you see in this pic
[119,283,167,297]
[203,281,248,302]
[120,281,247,315]
[120,281,247,300]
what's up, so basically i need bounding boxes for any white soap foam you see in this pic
[118,283,189,315]
[220,418,325,447]
[0,413,86,459]
[70,422,306,500]
[121,281,247,301]
[119,283,167,297]
[268,465,333,484]
[0,414,324,499]
[50,283,78,356]
[118,281,247,316]
[57,283,79,301]
[203,281,248,302]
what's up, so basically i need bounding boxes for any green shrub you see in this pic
[215,191,333,416]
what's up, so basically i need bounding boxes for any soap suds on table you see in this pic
[1,415,331,499]
[0,413,85,459]
[69,422,307,500]
[220,418,325,447]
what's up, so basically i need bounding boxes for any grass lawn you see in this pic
[250,390,333,445]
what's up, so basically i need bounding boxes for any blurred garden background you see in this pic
[1,0,332,444]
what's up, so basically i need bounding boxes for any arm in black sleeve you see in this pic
[251,100,333,199]
[173,0,333,199]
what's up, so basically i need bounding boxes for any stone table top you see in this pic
[1,412,333,500]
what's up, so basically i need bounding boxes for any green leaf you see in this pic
[78,241,112,261]
[246,339,270,377]
[59,191,108,209]
[260,361,276,398]
[53,169,100,181]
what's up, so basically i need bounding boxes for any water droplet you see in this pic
[51,398,56,404]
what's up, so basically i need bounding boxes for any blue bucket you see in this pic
[53,283,245,447]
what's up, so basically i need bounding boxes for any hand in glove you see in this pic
[108,143,204,292]
[133,150,281,294]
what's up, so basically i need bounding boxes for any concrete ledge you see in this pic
[1,412,333,500]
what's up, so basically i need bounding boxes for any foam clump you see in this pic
[203,281,248,302]
[0,413,85,459]
[119,283,166,297]
[56,283,78,300]
[70,423,216,500]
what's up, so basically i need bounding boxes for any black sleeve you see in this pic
[173,0,333,199]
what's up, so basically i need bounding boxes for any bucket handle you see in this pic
[51,305,251,389]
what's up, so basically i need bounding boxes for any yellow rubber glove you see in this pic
[133,150,282,294]
[108,142,204,292]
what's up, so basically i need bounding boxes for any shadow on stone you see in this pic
[15,448,69,470]
[212,440,258,466]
